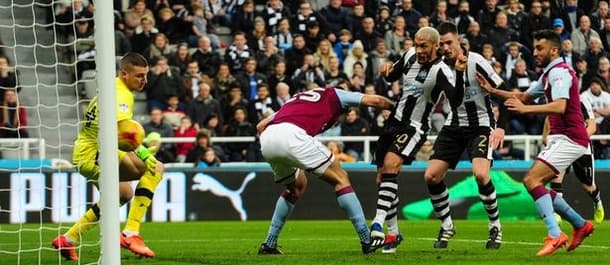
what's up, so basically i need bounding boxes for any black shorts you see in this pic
[373,126,426,167]
[430,126,493,169]
[569,152,594,186]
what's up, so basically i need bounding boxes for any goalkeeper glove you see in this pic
[135,145,159,174]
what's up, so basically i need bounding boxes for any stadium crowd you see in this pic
[18,0,610,163]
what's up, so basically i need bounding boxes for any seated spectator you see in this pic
[186,128,227,162]
[143,108,175,162]
[145,56,186,111]
[214,63,236,101]
[341,107,369,160]
[326,140,356,163]
[572,15,601,56]
[267,61,294,96]
[263,0,290,35]
[454,0,475,35]
[487,12,519,59]
[203,113,223,137]
[144,33,172,64]
[343,40,368,80]
[462,21,487,54]
[182,60,211,103]
[231,0,257,34]
[190,4,220,48]
[352,3,368,37]
[168,42,191,76]
[123,0,154,37]
[256,36,284,77]
[314,39,337,72]
[349,62,366,92]
[130,15,158,54]
[273,18,293,52]
[188,83,223,130]
[367,39,394,85]
[224,106,258,162]
[324,56,348,88]
[271,82,291,110]
[481,43,497,65]
[0,89,27,138]
[162,95,186,129]
[174,116,198,162]
[500,42,535,80]
[221,83,249,124]
[393,0,422,38]
[247,84,274,125]
[430,0,450,27]
[291,53,325,92]
[552,18,570,41]
[304,20,326,52]
[584,37,610,74]
[384,16,408,56]
[575,57,595,92]
[54,0,93,39]
[0,55,17,100]
[355,17,381,53]
[191,35,222,77]
[225,31,252,75]
[157,7,188,44]
[507,59,537,92]
[237,58,267,101]
[248,17,267,52]
[203,0,231,27]
[333,29,353,66]
[284,34,312,77]
[292,0,327,36]
[71,19,95,80]
[561,39,581,69]
[195,147,221,168]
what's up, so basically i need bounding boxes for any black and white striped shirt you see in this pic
[384,48,463,133]
[445,52,504,128]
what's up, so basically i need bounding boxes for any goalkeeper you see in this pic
[52,53,163,261]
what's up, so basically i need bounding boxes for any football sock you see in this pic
[428,181,453,230]
[529,185,561,238]
[264,190,297,248]
[124,168,162,234]
[336,186,370,243]
[478,180,500,228]
[386,198,400,235]
[550,190,586,228]
[65,203,100,243]
[372,174,398,227]
[588,188,601,205]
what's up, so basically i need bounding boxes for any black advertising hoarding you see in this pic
[0,167,605,223]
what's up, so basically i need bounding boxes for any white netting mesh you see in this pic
[0,1,100,264]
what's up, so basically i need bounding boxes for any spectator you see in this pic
[584,37,610,73]
[115,27,132,57]
[487,12,520,59]
[562,39,582,69]
[145,56,185,111]
[477,0,500,31]
[225,31,251,74]
[214,63,237,101]
[592,1,610,31]
[271,82,291,110]
[505,0,527,40]
[187,83,223,129]
[191,35,222,77]
[393,0,422,37]
[273,18,293,52]
[55,0,93,38]
[358,84,379,127]
[291,53,325,92]
[203,113,223,137]
[481,43,497,65]
[326,140,356,163]
[304,21,326,52]
[500,42,535,80]
[314,39,337,71]
[224,106,258,162]
[182,60,211,103]
[355,17,381,53]
[263,0,291,35]
[267,61,294,96]
[384,16,408,56]
[343,40,367,80]
[195,147,221,168]
[552,18,571,41]
[453,0,475,34]
[581,77,610,156]
[71,19,95,80]
[130,15,158,54]
[248,17,267,52]
[203,0,231,27]
[123,0,154,37]
[562,0,587,34]
[367,39,393,85]
[0,89,27,138]
[575,57,595,92]
[231,0,257,33]
[598,56,610,86]
[319,0,352,42]
[292,0,328,36]
[600,17,610,50]
[174,116,198,163]
[143,107,175,163]
[162,95,186,129]
[462,21,488,53]
[520,0,551,50]
[220,83,249,124]
[374,5,392,38]
[430,0,451,27]
[333,29,353,66]
[247,84,274,125]
[185,129,226,163]
[0,55,17,100]
[256,36,284,77]
[284,34,311,76]
[324,56,349,87]
[572,15,601,55]
[237,58,267,101]
[340,107,369,160]
[156,7,185,44]
[167,42,191,76]
[507,59,538,92]
[190,4,220,48]
[143,33,172,64]
[418,16,431,29]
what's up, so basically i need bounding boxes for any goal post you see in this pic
[94,0,120,264]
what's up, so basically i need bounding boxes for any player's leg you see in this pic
[260,169,307,254]
[425,126,463,248]
[121,159,163,258]
[550,171,566,224]
[318,158,379,253]
[572,153,604,223]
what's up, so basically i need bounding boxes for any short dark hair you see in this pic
[437,21,458,36]
[120,52,148,70]
[533,29,561,48]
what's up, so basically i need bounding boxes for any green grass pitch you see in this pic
[1,220,608,264]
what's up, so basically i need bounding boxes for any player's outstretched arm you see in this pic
[256,116,272,134]
[361,94,395,110]
[476,72,533,103]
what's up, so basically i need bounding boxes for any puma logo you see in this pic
[191,172,257,221]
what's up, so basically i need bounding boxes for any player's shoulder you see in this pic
[466,52,487,65]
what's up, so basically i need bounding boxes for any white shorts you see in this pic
[260,123,334,184]
[537,135,588,174]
